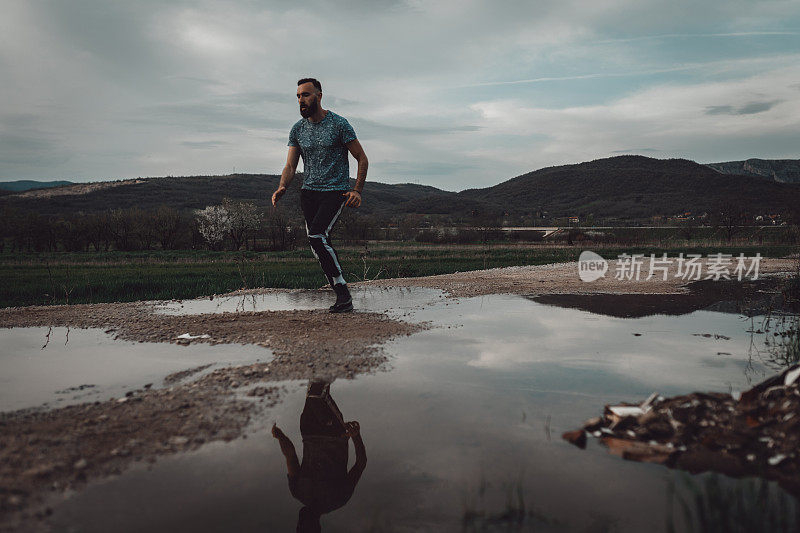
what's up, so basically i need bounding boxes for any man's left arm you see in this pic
[344,421,367,485]
[343,139,368,208]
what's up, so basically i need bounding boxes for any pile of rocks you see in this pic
[563,365,800,497]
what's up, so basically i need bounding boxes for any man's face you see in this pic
[297,83,320,118]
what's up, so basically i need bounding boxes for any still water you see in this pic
[46,289,794,531]
[0,328,267,411]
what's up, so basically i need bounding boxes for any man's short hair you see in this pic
[297,78,322,92]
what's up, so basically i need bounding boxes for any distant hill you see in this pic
[2,156,798,221]
[705,159,800,184]
[457,155,800,219]
[0,174,457,220]
[0,180,74,192]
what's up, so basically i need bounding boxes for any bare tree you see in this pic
[712,200,750,242]
[131,208,157,249]
[153,205,184,250]
[107,208,138,250]
[262,209,299,251]
[84,212,111,252]
[679,217,699,242]
[338,210,378,245]
[0,206,17,253]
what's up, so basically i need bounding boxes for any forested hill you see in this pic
[457,155,800,218]
[2,155,798,221]
[0,174,462,220]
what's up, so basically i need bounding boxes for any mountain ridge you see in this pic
[705,158,800,184]
[2,156,798,221]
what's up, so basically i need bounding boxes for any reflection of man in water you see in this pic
[272,381,367,532]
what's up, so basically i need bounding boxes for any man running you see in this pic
[272,77,368,313]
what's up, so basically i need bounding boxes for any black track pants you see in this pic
[300,188,347,286]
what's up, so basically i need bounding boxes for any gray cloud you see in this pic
[352,118,481,137]
[377,160,478,177]
[181,140,230,148]
[705,99,782,115]
[705,105,735,115]
[0,134,70,168]
[128,100,289,132]
[738,100,783,114]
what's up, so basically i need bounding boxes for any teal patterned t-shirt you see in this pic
[288,110,357,191]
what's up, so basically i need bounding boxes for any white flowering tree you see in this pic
[222,197,261,250]
[196,205,231,250]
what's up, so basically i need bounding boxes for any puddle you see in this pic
[150,286,447,322]
[0,327,269,412]
[46,294,799,531]
[530,277,793,319]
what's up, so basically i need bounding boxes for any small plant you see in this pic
[666,473,799,533]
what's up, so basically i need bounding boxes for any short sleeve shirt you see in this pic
[288,111,357,191]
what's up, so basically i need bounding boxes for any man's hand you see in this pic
[342,190,361,208]
[344,421,361,438]
[272,186,287,207]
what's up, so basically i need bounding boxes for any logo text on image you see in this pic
[578,250,608,282]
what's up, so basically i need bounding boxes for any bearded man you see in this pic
[272,78,368,313]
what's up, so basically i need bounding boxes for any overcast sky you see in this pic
[1,0,799,190]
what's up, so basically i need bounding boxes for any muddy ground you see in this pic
[0,256,796,530]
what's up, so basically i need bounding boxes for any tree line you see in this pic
[2,196,793,253]
[0,198,395,253]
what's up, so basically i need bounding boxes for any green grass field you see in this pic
[1,242,795,308]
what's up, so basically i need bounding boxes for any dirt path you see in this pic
[355,256,797,297]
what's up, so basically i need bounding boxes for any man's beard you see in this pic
[299,99,318,118]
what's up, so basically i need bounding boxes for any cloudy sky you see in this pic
[2,0,799,190]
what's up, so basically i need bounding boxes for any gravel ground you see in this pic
[356,256,797,297]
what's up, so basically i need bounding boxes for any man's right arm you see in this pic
[272,146,301,207]
[272,423,300,476]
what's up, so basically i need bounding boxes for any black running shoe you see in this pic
[329,283,353,313]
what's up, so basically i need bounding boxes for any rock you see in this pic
[22,464,55,479]
[169,436,189,446]
[247,386,271,397]
[73,459,88,470]
[562,430,587,449]
[7,495,24,508]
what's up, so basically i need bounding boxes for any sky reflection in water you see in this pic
[49,291,794,532]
